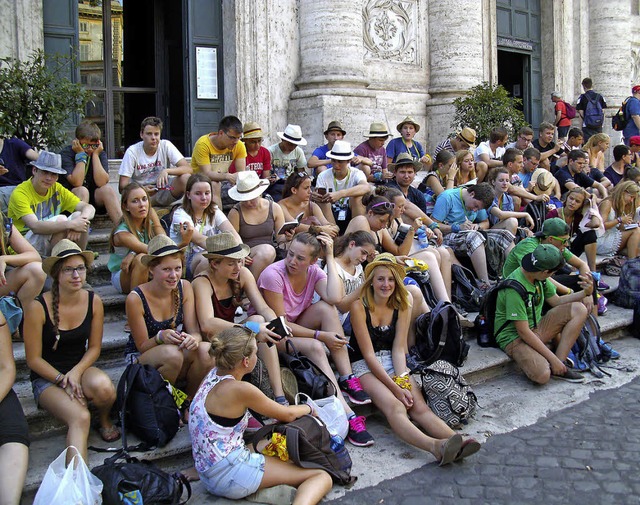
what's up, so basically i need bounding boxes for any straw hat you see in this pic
[140,235,185,267]
[43,239,94,275]
[457,127,477,146]
[364,252,406,279]
[531,168,555,196]
[364,122,391,138]
[242,121,264,140]
[326,140,354,161]
[277,124,307,146]
[389,152,421,171]
[31,151,67,175]
[324,120,346,136]
[203,232,250,259]
[228,171,270,201]
[396,116,421,133]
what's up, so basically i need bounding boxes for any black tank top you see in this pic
[348,306,398,362]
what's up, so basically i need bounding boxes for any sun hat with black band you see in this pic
[533,217,570,239]
[396,116,420,133]
[43,239,94,275]
[364,252,406,279]
[326,140,354,161]
[531,168,555,196]
[228,171,270,201]
[457,127,477,146]
[364,121,391,138]
[140,235,186,267]
[521,244,565,273]
[277,124,307,146]
[203,232,250,260]
[324,120,346,136]
[242,121,264,140]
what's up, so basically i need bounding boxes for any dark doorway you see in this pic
[498,50,530,122]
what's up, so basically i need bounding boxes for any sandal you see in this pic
[438,434,462,466]
[454,438,481,462]
[99,425,121,443]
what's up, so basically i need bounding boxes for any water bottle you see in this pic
[330,434,345,452]
[415,227,429,249]
[476,315,492,348]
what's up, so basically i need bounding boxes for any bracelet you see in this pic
[307,404,313,415]
[54,372,64,384]
[618,217,622,224]
[244,321,261,334]
[447,178,455,182]
[428,222,439,230]
[566,289,573,295]
[155,331,164,345]
[74,152,88,164]
[313,330,320,340]
[451,223,461,233]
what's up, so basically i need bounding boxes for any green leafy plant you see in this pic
[451,82,528,143]
[0,50,91,150]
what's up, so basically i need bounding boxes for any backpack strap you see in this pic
[423,301,450,366]
[493,280,534,338]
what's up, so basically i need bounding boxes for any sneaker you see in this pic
[597,294,608,316]
[245,414,264,433]
[347,416,374,447]
[599,339,620,359]
[552,369,586,383]
[597,279,610,291]
[566,351,589,371]
[339,375,372,405]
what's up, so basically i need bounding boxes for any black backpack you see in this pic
[451,264,484,313]
[406,269,439,310]
[583,93,604,128]
[474,279,531,348]
[253,415,356,486]
[411,300,469,367]
[611,97,631,131]
[524,200,547,234]
[115,363,180,448]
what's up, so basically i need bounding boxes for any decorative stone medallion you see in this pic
[363,0,419,64]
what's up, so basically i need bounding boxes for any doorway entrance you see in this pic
[498,50,530,120]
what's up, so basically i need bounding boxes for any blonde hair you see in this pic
[109,182,156,252]
[583,133,610,152]
[209,326,257,370]
[455,150,476,185]
[361,264,410,312]
[607,180,640,217]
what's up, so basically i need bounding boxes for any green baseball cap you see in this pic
[522,244,565,272]
[534,218,570,238]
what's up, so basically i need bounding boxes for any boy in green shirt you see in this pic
[495,244,592,384]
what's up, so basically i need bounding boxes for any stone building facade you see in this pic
[0,0,638,157]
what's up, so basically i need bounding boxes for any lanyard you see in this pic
[333,167,350,206]
[404,140,419,159]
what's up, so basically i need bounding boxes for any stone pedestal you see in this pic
[0,0,43,59]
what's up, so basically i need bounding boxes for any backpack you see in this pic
[524,200,547,234]
[474,279,531,348]
[563,101,577,120]
[632,297,640,339]
[583,93,604,128]
[611,97,631,131]
[252,415,356,486]
[451,264,484,313]
[160,203,182,235]
[115,363,181,448]
[569,314,612,378]
[609,257,640,308]
[279,340,337,400]
[415,359,477,428]
[411,300,469,367]
[406,269,439,310]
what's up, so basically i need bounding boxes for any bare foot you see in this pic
[181,466,200,482]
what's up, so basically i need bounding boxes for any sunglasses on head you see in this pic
[370,201,395,210]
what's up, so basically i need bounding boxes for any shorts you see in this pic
[557,125,570,138]
[0,185,16,215]
[200,446,265,499]
[31,376,55,407]
[352,350,395,379]
[0,388,30,447]
[111,270,123,293]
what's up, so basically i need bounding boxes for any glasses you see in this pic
[549,236,569,245]
[80,143,100,149]
[61,265,87,275]
[370,201,395,210]
[224,131,242,141]
[296,171,310,179]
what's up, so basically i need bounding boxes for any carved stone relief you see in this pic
[632,47,640,85]
[363,0,419,65]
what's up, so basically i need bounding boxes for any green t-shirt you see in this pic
[502,237,574,278]
[494,268,556,349]
[107,222,150,273]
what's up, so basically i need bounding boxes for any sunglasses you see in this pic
[370,201,395,210]
[81,143,100,149]
[549,235,569,245]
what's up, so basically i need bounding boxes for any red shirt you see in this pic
[229,146,271,177]
[555,101,572,127]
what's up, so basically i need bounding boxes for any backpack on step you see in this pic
[569,314,612,378]
[583,93,604,128]
[410,300,469,367]
[415,359,477,428]
[115,363,180,448]
[524,200,547,234]
[451,264,484,313]
[406,269,439,310]
[252,415,356,486]
[474,279,531,348]
[563,101,577,119]
[611,97,631,131]
[609,257,640,308]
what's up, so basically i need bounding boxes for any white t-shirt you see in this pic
[119,139,185,187]
[315,167,367,204]
[474,141,505,163]
[169,206,229,255]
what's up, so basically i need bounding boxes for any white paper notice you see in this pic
[196,47,218,100]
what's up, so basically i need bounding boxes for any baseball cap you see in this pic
[522,244,565,273]
[534,218,570,238]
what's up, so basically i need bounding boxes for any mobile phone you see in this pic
[266,316,288,339]
[317,187,327,196]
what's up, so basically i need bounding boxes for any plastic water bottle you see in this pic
[476,315,491,348]
[330,434,345,452]
[416,227,429,249]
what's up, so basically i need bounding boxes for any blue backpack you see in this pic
[583,93,604,128]
[610,258,640,308]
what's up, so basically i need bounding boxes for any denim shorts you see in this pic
[352,350,395,379]
[111,270,123,293]
[31,377,55,407]
[200,446,265,499]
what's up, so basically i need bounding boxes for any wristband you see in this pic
[54,372,64,384]
[566,289,573,295]
[428,222,439,230]
[314,330,320,340]
[155,331,164,345]
[307,404,313,415]
[451,223,461,233]
[75,152,88,164]
[244,321,261,334]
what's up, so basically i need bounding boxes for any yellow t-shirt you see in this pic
[8,180,81,234]
[190,133,247,173]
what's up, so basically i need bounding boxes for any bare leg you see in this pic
[468,245,490,283]
[349,195,365,217]
[412,249,450,302]
[138,344,185,384]
[72,186,90,203]
[316,201,336,225]
[94,184,123,224]
[620,228,640,258]
[249,244,276,279]
[170,174,190,201]
[1,262,46,307]
[0,442,28,505]
[248,314,285,398]
[81,367,117,432]
[259,456,332,505]
[179,342,215,398]
[127,254,150,293]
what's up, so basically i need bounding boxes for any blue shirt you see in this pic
[623,96,640,141]
[0,137,32,187]
[386,137,425,163]
[488,193,515,226]
[431,188,488,225]
[311,144,332,170]
[519,171,533,188]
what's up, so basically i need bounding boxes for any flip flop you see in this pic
[454,438,481,462]
[99,425,121,442]
[438,434,462,466]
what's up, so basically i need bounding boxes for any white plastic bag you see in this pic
[34,446,103,505]
[295,392,349,440]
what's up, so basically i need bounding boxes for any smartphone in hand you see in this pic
[266,316,288,339]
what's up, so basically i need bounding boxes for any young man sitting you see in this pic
[495,244,591,384]
[8,151,95,255]
[59,121,121,224]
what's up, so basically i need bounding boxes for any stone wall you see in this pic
[0,0,43,60]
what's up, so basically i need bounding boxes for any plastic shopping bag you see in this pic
[34,446,103,505]
[295,392,349,440]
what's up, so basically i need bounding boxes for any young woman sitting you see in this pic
[419,150,457,215]
[193,232,289,405]
[487,167,535,241]
[189,326,332,503]
[258,232,374,446]
[108,182,165,294]
[349,253,480,465]
[125,235,213,399]
[597,180,640,258]
[170,173,241,279]
[24,240,119,463]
